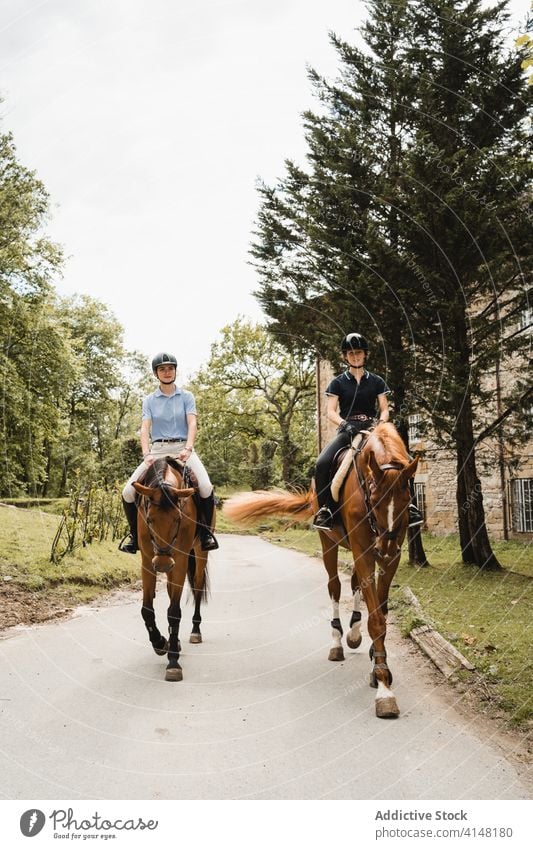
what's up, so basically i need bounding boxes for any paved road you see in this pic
[0,535,529,800]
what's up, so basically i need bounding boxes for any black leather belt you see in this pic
[347,414,372,421]
[152,438,186,443]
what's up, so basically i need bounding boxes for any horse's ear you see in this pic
[368,451,383,481]
[132,482,157,498]
[400,456,419,483]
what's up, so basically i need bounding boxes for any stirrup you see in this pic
[200,531,219,552]
[312,507,334,530]
[118,534,138,554]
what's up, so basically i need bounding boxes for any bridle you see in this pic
[354,452,405,540]
[141,490,184,557]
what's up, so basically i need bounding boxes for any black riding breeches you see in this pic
[314,422,369,509]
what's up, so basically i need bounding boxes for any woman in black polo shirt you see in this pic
[313,332,422,530]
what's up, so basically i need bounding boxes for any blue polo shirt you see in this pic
[142,386,197,441]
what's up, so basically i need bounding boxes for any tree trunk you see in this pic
[396,406,430,567]
[455,403,502,571]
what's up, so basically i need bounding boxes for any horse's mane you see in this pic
[138,457,185,511]
[371,422,409,465]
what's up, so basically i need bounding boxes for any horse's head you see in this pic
[366,452,419,563]
[133,468,195,572]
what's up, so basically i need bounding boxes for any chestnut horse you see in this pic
[223,423,418,718]
[132,457,211,681]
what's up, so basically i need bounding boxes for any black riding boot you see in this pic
[118,498,138,554]
[195,493,219,551]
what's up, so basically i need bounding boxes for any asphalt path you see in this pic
[0,535,529,800]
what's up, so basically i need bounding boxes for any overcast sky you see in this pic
[0,0,529,379]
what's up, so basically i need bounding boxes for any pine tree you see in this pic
[252,0,531,569]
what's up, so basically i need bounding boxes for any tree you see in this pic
[0,128,67,494]
[190,319,316,489]
[251,0,531,569]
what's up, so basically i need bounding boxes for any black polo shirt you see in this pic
[326,369,390,419]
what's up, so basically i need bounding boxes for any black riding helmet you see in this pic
[341,333,369,352]
[152,352,177,375]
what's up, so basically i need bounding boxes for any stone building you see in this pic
[316,359,533,540]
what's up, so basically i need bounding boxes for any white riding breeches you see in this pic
[122,441,213,502]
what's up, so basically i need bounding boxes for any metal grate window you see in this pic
[409,414,422,443]
[413,482,426,520]
[511,479,533,533]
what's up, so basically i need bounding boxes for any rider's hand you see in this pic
[338,420,359,437]
[143,453,155,467]
[177,447,193,462]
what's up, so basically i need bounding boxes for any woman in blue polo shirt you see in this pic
[313,333,423,530]
[120,352,218,553]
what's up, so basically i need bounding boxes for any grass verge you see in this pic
[0,504,139,628]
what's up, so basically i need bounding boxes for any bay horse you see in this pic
[223,423,418,718]
[132,457,212,681]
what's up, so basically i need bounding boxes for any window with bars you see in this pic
[409,414,422,443]
[413,482,426,520]
[511,479,533,533]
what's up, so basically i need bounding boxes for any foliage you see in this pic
[0,117,151,499]
[50,479,126,563]
[515,3,533,86]
[190,318,316,488]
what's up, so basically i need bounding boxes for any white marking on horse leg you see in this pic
[387,496,395,533]
[331,600,342,647]
[375,680,395,701]
[347,590,362,643]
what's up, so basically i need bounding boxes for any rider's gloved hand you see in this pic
[338,420,359,437]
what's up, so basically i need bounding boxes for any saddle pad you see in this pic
[330,432,365,502]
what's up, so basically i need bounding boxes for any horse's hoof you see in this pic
[189,633,202,644]
[165,667,183,682]
[346,633,362,649]
[328,647,345,662]
[153,640,169,656]
[375,697,400,719]
[369,671,378,688]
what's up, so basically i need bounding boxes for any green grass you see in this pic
[0,504,139,601]
[229,519,532,728]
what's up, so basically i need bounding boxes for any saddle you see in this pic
[330,431,370,502]
[136,456,199,494]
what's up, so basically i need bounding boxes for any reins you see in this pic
[140,467,188,557]
[352,437,405,539]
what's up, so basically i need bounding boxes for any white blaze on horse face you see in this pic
[387,497,395,533]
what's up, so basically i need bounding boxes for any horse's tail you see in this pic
[187,549,210,602]
[223,488,314,526]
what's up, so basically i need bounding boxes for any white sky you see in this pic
[0,0,529,379]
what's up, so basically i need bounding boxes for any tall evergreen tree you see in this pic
[252,0,531,569]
